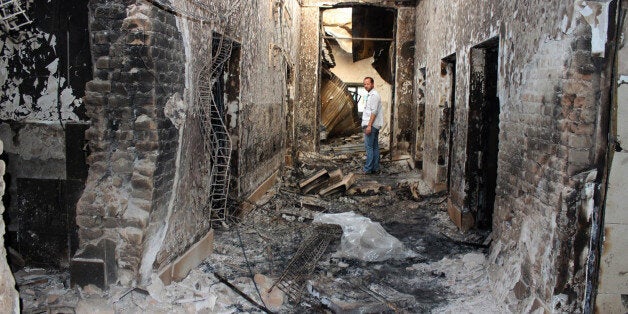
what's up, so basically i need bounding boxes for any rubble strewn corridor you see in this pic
[1,0,627,313]
[15,148,501,313]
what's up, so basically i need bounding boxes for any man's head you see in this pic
[363,77,374,92]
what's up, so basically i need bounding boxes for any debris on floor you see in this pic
[313,212,416,262]
[15,139,503,313]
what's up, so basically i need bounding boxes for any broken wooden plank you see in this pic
[301,169,344,194]
[319,173,355,196]
[302,180,328,194]
[299,169,328,189]
[299,169,331,194]
[240,170,279,215]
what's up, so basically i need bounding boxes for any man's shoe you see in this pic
[372,169,381,175]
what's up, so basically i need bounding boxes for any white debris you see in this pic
[313,211,416,261]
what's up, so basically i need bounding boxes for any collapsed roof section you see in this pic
[322,5,395,84]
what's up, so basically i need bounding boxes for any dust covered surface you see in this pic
[16,143,505,313]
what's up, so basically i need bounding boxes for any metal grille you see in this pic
[270,224,343,302]
[179,0,245,225]
[0,0,32,31]
[195,34,235,223]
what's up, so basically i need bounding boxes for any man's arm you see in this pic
[365,113,376,135]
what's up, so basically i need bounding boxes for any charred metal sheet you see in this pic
[320,69,361,138]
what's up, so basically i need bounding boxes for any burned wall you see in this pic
[76,0,298,286]
[411,67,426,165]
[237,0,300,196]
[0,1,91,122]
[391,7,415,156]
[596,0,628,310]
[0,0,91,267]
[75,0,185,285]
[415,0,613,311]
[66,0,302,285]
[296,1,416,154]
[0,140,19,313]
[295,6,320,152]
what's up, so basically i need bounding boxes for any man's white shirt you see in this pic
[361,89,383,129]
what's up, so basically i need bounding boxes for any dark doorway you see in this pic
[440,55,456,192]
[466,38,500,229]
[318,5,396,146]
[413,67,426,169]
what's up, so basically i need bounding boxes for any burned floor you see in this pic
[14,145,501,313]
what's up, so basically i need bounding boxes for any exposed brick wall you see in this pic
[76,0,184,282]
[415,0,611,311]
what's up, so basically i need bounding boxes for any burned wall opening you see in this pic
[440,54,456,192]
[209,33,241,216]
[412,67,426,168]
[465,38,500,230]
[319,5,395,142]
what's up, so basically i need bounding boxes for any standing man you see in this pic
[362,77,383,174]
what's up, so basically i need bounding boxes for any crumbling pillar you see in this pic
[295,7,320,152]
[392,7,415,157]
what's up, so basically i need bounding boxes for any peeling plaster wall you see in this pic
[0,0,91,267]
[0,1,91,122]
[415,0,613,311]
